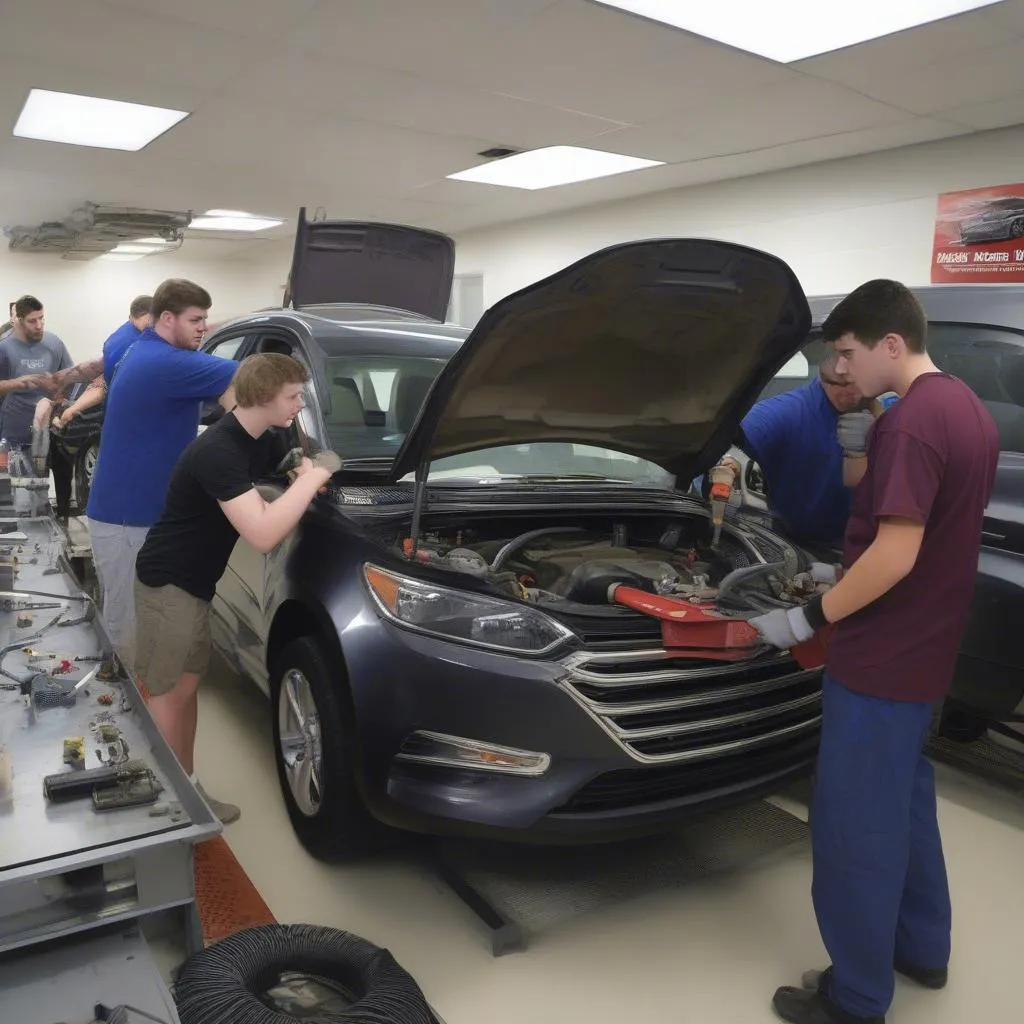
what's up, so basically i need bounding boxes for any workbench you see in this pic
[0,510,221,1019]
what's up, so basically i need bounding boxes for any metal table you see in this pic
[0,513,221,960]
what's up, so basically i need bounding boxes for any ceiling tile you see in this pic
[334,77,626,148]
[0,0,254,92]
[937,92,1024,130]
[102,0,319,38]
[594,78,909,164]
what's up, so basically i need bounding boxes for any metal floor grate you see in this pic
[432,801,808,951]
[927,734,1024,793]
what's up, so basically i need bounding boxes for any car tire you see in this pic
[1011,217,1024,239]
[74,441,99,511]
[932,697,988,743]
[270,636,387,861]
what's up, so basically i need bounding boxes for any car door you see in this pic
[216,327,324,681]
[926,323,1024,720]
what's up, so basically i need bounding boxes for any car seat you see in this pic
[330,377,366,425]
[393,374,435,433]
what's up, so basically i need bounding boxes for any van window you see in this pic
[928,324,1024,454]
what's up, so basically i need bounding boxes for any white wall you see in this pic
[0,245,288,362]
[454,124,1024,306]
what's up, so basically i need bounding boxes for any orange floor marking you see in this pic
[194,836,277,945]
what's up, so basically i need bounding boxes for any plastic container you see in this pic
[0,438,8,473]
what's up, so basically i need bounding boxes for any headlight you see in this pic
[363,564,575,655]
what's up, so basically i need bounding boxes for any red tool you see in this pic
[609,585,762,661]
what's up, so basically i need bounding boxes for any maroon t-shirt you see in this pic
[826,373,998,702]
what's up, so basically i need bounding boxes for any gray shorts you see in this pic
[133,580,212,696]
[89,519,149,664]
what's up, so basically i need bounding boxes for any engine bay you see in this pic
[391,515,823,617]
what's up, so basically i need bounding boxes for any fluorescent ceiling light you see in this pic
[134,236,176,245]
[447,145,663,190]
[189,214,283,232]
[589,0,1003,63]
[204,209,254,218]
[13,88,188,151]
[113,244,163,254]
[98,253,144,262]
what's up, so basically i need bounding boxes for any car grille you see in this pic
[552,734,818,814]
[559,647,822,766]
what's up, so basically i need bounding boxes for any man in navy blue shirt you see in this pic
[86,280,237,688]
[714,354,887,548]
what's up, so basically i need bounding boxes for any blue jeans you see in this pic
[812,673,951,1018]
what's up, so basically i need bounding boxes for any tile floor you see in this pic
[197,657,1024,1024]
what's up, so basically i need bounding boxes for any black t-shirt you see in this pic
[136,413,289,602]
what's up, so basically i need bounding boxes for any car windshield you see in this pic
[320,355,675,487]
[416,445,676,488]
[321,354,448,459]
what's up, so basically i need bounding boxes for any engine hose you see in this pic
[174,924,440,1024]
[715,561,787,606]
[489,526,586,572]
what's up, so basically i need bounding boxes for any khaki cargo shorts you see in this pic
[133,580,212,696]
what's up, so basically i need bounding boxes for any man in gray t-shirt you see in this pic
[0,296,70,446]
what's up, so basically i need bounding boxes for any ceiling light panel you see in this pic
[447,146,663,190]
[590,1,1004,63]
[189,215,283,232]
[13,89,188,151]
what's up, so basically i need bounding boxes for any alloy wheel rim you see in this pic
[278,668,324,817]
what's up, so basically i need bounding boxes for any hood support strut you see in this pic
[408,462,430,559]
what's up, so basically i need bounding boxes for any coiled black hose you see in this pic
[174,924,439,1024]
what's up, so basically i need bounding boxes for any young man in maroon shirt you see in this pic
[750,280,999,1024]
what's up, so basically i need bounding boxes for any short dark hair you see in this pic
[821,280,927,354]
[234,353,308,408]
[129,294,153,319]
[14,295,43,320]
[152,279,211,320]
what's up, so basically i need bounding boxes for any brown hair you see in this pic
[14,295,43,320]
[151,279,211,320]
[234,353,308,408]
[821,279,927,354]
[129,294,153,319]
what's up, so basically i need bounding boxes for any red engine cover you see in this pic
[610,586,762,661]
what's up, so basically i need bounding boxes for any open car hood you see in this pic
[286,209,455,321]
[390,238,811,483]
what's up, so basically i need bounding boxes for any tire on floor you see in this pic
[175,923,438,1024]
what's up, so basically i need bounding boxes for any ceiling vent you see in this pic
[476,147,520,159]
[4,202,192,259]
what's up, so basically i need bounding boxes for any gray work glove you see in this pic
[837,411,874,457]
[808,562,840,585]
[750,606,815,650]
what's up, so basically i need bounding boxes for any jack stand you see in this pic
[426,841,525,956]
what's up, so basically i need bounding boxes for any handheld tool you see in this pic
[707,463,735,549]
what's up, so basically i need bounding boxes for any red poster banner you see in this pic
[932,183,1024,283]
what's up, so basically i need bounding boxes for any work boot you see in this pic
[803,962,948,993]
[773,986,883,1024]
[196,781,241,825]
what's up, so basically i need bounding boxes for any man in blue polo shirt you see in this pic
[103,294,153,384]
[713,354,893,548]
[87,279,237,688]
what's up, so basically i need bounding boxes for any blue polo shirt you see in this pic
[740,379,851,545]
[87,330,237,527]
[102,320,143,384]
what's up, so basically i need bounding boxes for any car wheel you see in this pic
[270,636,385,861]
[1011,217,1024,239]
[74,441,99,511]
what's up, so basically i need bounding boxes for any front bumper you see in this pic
[343,618,821,843]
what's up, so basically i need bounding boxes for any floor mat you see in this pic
[195,837,277,945]
[927,734,1024,793]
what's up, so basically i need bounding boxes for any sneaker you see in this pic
[803,963,947,994]
[195,781,241,825]
[774,986,883,1024]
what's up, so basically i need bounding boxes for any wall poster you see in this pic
[931,182,1024,284]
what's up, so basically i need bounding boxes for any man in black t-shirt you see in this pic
[134,354,335,823]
